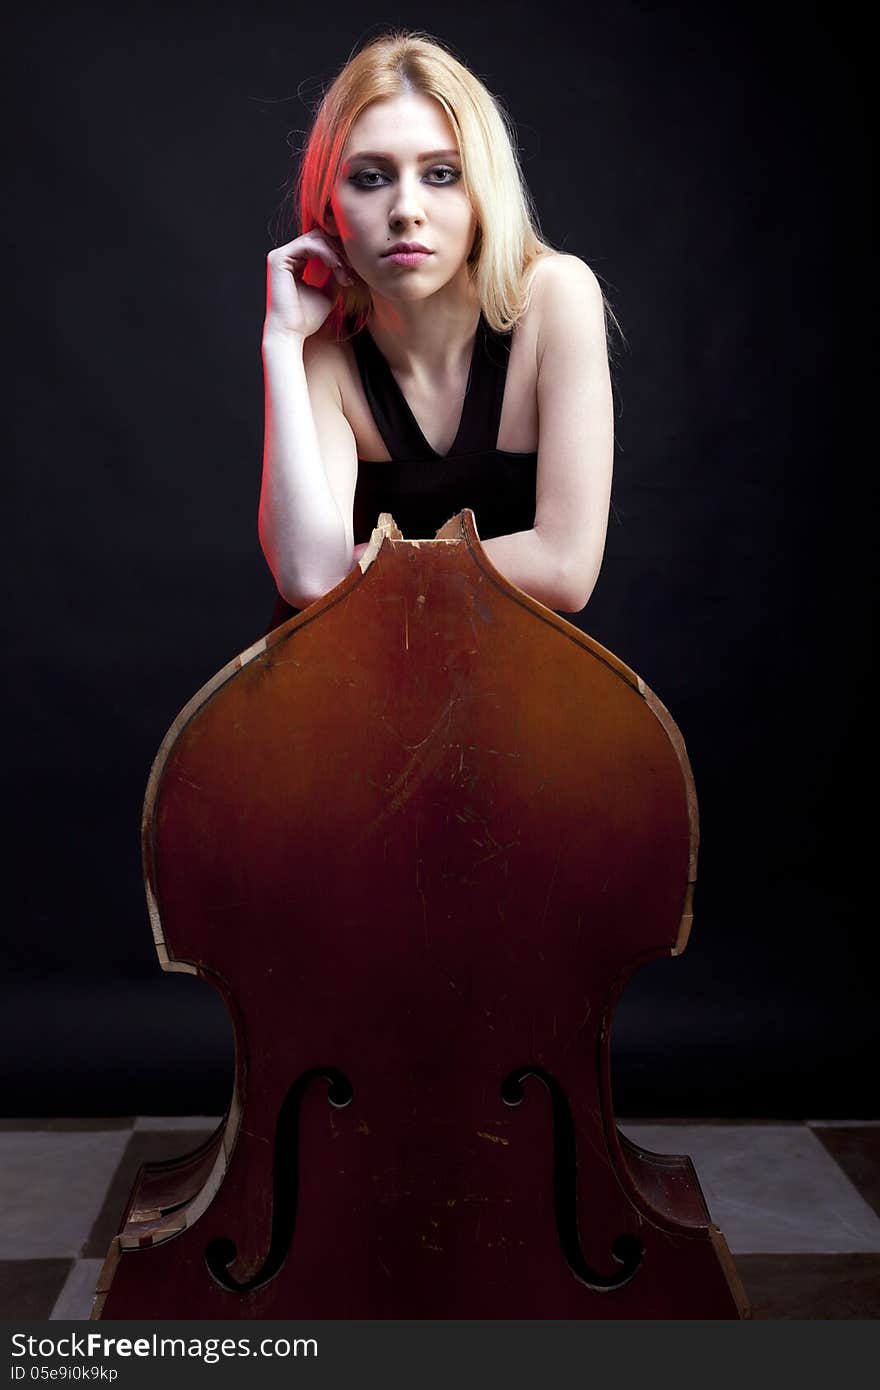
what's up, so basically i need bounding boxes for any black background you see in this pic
[4,2,873,1116]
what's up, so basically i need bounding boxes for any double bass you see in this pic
[94,510,748,1318]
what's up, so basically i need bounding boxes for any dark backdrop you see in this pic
[4,1,873,1117]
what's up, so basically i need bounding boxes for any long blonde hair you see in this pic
[294,29,560,338]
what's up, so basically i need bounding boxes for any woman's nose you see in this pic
[389,173,425,224]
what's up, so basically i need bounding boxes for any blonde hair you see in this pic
[293,29,562,337]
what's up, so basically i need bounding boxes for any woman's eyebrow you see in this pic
[344,148,460,163]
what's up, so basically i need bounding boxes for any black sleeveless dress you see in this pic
[266,312,539,631]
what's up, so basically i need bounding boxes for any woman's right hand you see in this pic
[263,228,355,341]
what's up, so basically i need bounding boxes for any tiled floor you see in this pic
[1,1118,878,1319]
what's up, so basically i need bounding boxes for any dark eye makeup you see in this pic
[349,166,461,189]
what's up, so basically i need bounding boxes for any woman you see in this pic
[259,29,615,629]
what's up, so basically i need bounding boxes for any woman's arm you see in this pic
[258,234,360,609]
[259,331,358,609]
[482,255,614,613]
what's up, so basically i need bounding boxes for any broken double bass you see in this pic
[95,510,748,1319]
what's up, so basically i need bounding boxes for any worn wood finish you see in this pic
[95,510,748,1319]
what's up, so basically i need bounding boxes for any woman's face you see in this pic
[326,92,477,302]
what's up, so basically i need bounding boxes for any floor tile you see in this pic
[0,1118,133,1132]
[83,1129,219,1259]
[735,1254,880,1318]
[807,1120,880,1127]
[811,1127,880,1219]
[0,1130,131,1258]
[620,1117,803,1126]
[50,1259,105,1320]
[619,1123,880,1253]
[0,1259,72,1319]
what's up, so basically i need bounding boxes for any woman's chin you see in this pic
[364,272,468,304]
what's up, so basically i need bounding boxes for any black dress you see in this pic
[266,312,539,632]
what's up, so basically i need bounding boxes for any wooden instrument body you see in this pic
[95,512,748,1319]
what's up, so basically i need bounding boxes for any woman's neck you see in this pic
[365,276,481,381]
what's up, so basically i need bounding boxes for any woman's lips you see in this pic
[382,251,434,266]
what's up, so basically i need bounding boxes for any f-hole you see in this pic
[206,1066,353,1293]
[502,1065,643,1291]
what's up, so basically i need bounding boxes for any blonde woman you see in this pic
[259,29,615,628]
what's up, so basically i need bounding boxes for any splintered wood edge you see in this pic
[358,511,463,570]
[115,1122,233,1251]
[434,512,466,541]
[358,511,403,572]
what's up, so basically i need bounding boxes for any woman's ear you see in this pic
[323,205,339,236]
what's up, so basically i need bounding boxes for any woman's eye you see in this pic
[351,166,460,188]
[353,170,384,187]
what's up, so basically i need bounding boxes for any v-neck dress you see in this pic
[267,312,539,631]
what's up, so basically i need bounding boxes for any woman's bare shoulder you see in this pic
[531,250,598,279]
[526,252,602,307]
[526,254,606,365]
